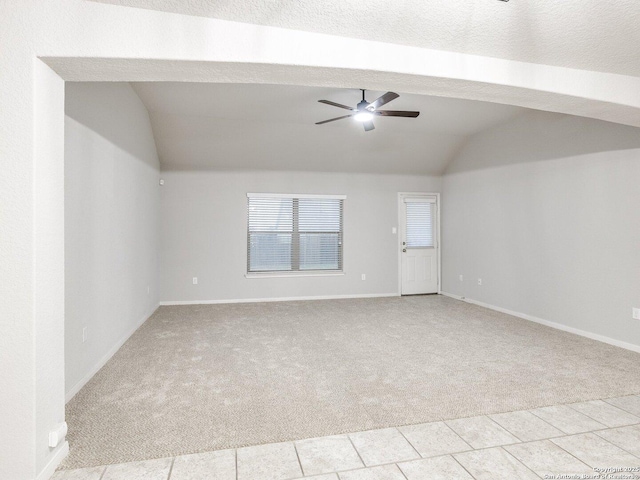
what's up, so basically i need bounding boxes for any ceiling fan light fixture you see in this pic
[316,90,418,130]
[354,111,374,122]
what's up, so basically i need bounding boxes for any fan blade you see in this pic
[316,114,354,125]
[367,92,399,111]
[363,121,375,132]
[318,100,355,111]
[374,110,420,118]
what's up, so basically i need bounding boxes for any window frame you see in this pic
[245,193,346,278]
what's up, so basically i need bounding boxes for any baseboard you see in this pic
[160,293,400,306]
[36,441,68,480]
[65,304,159,403]
[441,292,640,354]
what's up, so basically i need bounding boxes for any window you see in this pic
[247,194,345,274]
[405,199,435,248]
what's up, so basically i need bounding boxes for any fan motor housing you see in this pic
[357,100,370,111]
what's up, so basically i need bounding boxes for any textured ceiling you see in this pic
[97,0,640,77]
[132,82,525,174]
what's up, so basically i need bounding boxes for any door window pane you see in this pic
[406,202,434,248]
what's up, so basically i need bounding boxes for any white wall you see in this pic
[34,62,67,480]
[160,171,440,302]
[442,110,640,349]
[65,83,160,400]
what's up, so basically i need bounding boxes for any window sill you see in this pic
[245,272,345,279]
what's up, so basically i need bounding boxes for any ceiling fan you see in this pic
[316,89,420,131]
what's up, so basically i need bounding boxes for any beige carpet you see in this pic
[63,295,640,469]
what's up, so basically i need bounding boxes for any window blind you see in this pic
[247,194,344,273]
[405,201,434,248]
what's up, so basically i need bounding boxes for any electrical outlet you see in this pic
[459,275,463,282]
[392,227,397,234]
[633,308,640,320]
[82,327,87,343]
[193,277,198,285]
[477,278,482,286]
[361,274,366,281]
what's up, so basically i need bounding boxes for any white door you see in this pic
[400,195,439,295]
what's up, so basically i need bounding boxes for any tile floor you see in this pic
[53,395,640,480]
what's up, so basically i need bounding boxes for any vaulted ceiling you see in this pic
[132,82,525,174]
[96,1,639,174]
[98,0,640,77]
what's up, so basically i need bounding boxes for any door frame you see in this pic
[397,192,441,296]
